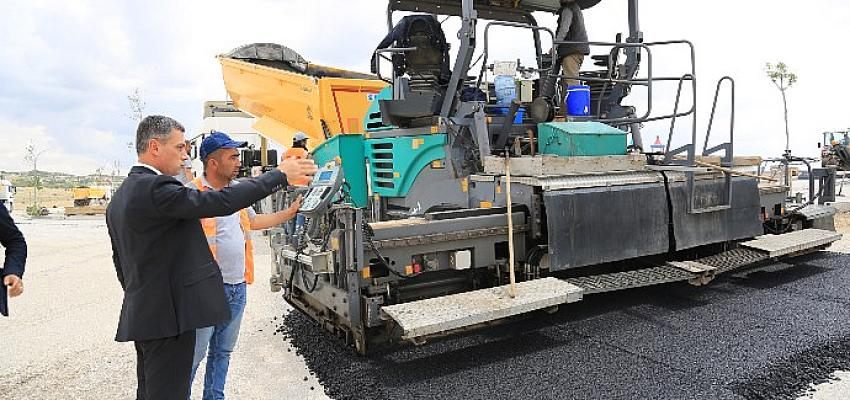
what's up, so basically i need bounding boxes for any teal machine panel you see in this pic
[311,134,368,207]
[363,86,395,132]
[365,134,447,198]
[538,121,628,157]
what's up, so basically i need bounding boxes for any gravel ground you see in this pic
[0,216,327,400]
[282,251,850,400]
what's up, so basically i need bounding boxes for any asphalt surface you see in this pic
[280,251,850,400]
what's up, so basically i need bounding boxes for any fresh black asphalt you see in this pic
[280,251,850,400]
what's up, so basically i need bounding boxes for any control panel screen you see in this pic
[318,170,333,182]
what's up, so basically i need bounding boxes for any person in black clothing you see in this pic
[0,203,26,316]
[107,115,317,400]
[555,0,590,112]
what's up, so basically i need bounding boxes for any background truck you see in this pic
[71,186,109,207]
[0,178,15,212]
[65,185,111,216]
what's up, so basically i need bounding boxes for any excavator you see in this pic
[217,0,840,354]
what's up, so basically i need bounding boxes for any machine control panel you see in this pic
[298,163,343,215]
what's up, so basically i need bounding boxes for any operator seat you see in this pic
[371,15,451,127]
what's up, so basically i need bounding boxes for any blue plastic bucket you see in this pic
[565,84,591,116]
[494,75,517,106]
[492,106,525,123]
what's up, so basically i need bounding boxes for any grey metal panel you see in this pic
[386,166,469,214]
[508,171,686,191]
[669,177,763,251]
[759,190,785,214]
[375,231,525,270]
[370,212,524,240]
[544,183,670,270]
[796,204,837,221]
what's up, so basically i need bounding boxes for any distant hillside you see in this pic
[0,170,123,189]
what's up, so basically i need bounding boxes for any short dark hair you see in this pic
[135,115,185,155]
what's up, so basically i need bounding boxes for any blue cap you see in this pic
[200,131,248,160]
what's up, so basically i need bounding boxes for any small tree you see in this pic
[127,87,146,152]
[765,62,797,153]
[110,159,121,185]
[23,141,46,215]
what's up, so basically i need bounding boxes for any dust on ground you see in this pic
[0,217,326,400]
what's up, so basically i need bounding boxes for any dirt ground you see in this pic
[13,187,75,210]
[0,216,328,400]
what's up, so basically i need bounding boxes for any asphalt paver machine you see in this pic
[224,0,840,353]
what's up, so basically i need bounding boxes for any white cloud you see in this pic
[0,119,102,175]
[0,0,847,177]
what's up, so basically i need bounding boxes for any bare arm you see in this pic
[250,196,302,230]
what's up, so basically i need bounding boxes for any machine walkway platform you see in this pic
[741,229,841,257]
[380,229,841,342]
[381,277,583,340]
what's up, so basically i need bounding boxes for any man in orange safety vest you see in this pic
[187,131,301,399]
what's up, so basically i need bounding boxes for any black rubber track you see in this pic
[278,251,850,400]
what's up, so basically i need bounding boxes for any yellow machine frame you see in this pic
[218,57,387,149]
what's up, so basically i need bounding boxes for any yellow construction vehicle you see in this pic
[67,186,110,216]
[72,186,108,207]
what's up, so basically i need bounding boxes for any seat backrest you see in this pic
[404,19,445,83]
[373,15,452,127]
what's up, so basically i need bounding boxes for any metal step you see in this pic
[696,248,769,273]
[741,229,842,257]
[380,277,583,340]
[565,265,695,294]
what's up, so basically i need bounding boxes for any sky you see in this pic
[0,0,848,175]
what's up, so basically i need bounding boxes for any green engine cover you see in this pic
[363,86,395,132]
[311,134,368,208]
[365,134,447,198]
[538,121,628,157]
[311,133,447,205]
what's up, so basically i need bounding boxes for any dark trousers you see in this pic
[134,330,196,400]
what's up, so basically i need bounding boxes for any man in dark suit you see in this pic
[107,115,316,400]
[0,202,26,316]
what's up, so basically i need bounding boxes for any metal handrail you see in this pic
[372,47,419,83]
[663,74,695,162]
[476,21,556,92]
[550,40,697,127]
[689,76,736,214]
[703,76,735,163]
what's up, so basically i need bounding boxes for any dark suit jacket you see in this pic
[0,204,27,317]
[106,166,286,342]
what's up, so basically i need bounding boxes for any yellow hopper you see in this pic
[219,44,387,149]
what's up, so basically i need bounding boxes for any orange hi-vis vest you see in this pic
[284,147,310,187]
[189,177,255,284]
